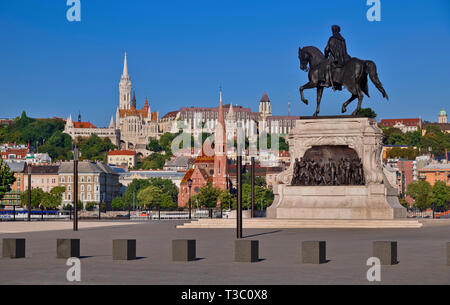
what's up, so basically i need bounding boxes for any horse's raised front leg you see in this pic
[313,87,324,117]
[342,94,357,113]
[299,81,316,105]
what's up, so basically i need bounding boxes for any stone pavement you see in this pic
[0,221,136,234]
[0,220,449,285]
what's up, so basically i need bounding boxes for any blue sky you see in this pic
[0,0,449,127]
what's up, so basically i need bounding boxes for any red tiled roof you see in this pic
[108,150,136,156]
[379,118,421,127]
[161,111,179,120]
[181,168,194,183]
[73,122,97,129]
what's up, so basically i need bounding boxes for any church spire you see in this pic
[123,52,129,77]
[213,87,227,191]
[119,52,132,110]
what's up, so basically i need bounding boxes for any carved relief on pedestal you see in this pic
[275,118,384,186]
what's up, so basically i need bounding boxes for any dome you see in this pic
[439,108,447,116]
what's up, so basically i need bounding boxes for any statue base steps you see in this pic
[176,218,422,229]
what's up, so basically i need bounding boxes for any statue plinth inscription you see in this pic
[267,117,406,220]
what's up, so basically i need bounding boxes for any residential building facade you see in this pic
[107,150,137,168]
[58,161,120,207]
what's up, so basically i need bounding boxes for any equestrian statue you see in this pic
[298,25,389,116]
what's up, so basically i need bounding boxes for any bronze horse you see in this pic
[298,46,389,116]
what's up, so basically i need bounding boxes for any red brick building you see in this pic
[178,91,228,208]
[397,160,417,205]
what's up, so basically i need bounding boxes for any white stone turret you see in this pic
[109,116,115,129]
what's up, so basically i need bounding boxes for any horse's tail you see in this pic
[364,60,389,100]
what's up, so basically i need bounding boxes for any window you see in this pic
[81,185,84,191]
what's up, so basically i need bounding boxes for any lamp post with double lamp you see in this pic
[236,155,243,239]
[251,156,255,218]
[73,145,79,231]
[27,165,31,222]
[187,178,193,220]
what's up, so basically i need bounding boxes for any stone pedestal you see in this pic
[172,240,196,262]
[267,117,406,220]
[112,239,136,261]
[235,240,259,263]
[2,239,25,259]
[302,241,326,264]
[57,239,80,259]
[373,241,397,265]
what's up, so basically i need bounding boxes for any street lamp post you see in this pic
[237,155,243,239]
[73,145,79,231]
[187,178,193,220]
[251,157,255,218]
[27,165,31,222]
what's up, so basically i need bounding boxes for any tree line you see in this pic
[382,125,450,158]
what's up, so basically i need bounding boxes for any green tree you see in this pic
[148,138,162,152]
[420,125,450,156]
[219,190,233,209]
[407,180,433,210]
[40,186,66,210]
[148,178,179,203]
[242,171,267,187]
[20,188,45,209]
[137,186,171,209]
[121,179,150,208]
[405,130,422,147]
[190,183,222,208]
[78,134,116,162]
[111,197,125,211]
[140,153,167,170]
[356,107,377,118]
[382,127,404,145]
[241,184,274,211]
[85,201,97,211]
[430,181,450,210]
[0,160,16,201]
[38,130,73,160]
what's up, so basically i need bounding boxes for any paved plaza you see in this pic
[0,220,449,285]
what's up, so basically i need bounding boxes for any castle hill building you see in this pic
[160,92,300,141]
[58,161,120,207]
[115,53,160,150]
[64,113,120,147]
[379,118,422,133]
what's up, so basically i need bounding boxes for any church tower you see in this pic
[439,108,447,124]
[119,52,132,110]
[213,89,227,191]
[259,92,272,118]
